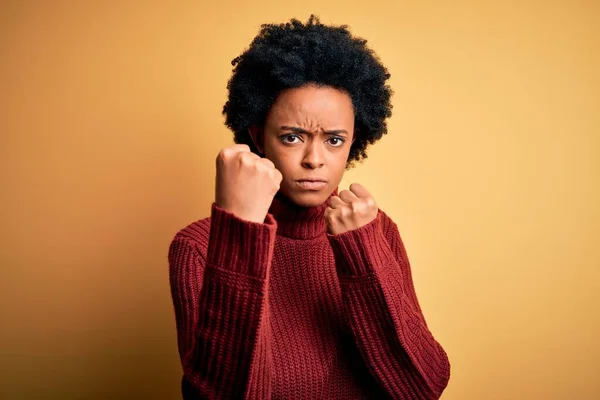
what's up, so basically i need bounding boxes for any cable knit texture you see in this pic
[168,188,450,399]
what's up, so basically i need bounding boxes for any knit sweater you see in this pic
[168,187,451,399]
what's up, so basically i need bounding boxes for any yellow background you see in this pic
[1,1,599,399]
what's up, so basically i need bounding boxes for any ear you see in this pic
[248,125,265,154]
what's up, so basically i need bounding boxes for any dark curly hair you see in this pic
[222,15,393,169]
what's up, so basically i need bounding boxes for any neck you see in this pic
[268,187,339,240]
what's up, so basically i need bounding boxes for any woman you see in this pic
[168,15,450,399]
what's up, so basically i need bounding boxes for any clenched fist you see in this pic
[215,144,283,223]
[325,183,378,235]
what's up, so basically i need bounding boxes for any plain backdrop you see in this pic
[1,1,599,399]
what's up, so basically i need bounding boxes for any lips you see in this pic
[296,179,328,190]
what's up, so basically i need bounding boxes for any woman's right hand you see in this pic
[215,144,282,223]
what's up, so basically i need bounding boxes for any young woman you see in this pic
[168,15,450,399]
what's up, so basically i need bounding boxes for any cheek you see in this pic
[332,148,351,168]
[264,148,293,176]
[275,156,298,179]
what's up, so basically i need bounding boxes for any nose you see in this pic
[301,141,325,169]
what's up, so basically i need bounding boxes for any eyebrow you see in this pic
[280,126,348,135]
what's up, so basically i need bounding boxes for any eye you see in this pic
[280,134,301,144]
[327,137,345,147]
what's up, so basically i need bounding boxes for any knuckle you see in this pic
[218,148,231,160]
[239,151,257,165]
[340,207,351,218]
[267,167,279,180]
[257,158,274,170]
[262,158,275,169]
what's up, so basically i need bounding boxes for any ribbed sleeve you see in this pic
[168,203,277,399]
[207,202,277,278]
[326,212,451,399]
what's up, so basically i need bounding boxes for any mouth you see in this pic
[296,179,328,191]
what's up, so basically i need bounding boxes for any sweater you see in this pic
[168,187,451,399]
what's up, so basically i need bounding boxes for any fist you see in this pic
[215,144,283,223]
[325,183,378,235]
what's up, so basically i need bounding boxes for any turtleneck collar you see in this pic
[267,186,339,240]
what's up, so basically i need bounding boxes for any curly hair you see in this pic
[222,15,393,169]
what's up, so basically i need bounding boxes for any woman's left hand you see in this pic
[325,183,379,235]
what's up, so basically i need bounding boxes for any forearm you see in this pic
[328,214,450,399]
[338,270,450,399]
[169,203,277,399]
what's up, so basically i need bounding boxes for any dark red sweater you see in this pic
[168,188,450,399]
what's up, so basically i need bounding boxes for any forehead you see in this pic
[266,85,355,127]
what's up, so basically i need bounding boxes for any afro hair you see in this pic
[222,15,393,169]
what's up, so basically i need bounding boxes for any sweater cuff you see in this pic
[326,212,395,277]
[207,202,277,279]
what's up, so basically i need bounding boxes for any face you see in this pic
[250,84,355,207]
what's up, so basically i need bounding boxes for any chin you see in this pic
[284,189,329,208]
